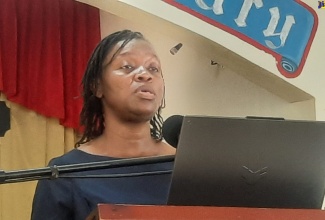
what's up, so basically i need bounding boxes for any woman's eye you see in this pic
[148,67,160,73]
[122,65,133,69]
[121,65,134,73]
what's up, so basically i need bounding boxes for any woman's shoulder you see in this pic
[48,148,115,166]
[159,141,177,156]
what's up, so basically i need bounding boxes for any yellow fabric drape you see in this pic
[0,93,76,220]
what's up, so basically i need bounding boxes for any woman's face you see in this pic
[97,39,164,122]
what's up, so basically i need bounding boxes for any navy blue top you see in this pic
[31,149,174,220]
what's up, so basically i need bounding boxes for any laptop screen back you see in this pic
[168,116,325,209]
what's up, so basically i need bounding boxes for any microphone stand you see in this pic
[0,155,175,184]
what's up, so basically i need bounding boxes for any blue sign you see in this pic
[164,0,318,78]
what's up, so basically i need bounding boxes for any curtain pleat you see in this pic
[14,0,65,119]
[0,0,100,129]
[0,0,18,96]
[58,0,101,128]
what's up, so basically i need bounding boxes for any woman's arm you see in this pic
[31,178,74,220]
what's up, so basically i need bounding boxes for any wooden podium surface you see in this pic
[87,204,325,220]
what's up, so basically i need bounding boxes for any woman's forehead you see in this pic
[106,39,159,62]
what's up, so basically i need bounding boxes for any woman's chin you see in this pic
[131,108,158,121]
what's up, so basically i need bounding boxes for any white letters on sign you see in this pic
[195,0,224,15]
[263,7,295,49]
[194,0,295,49]
[234,0,263,27]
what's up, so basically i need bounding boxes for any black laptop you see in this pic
[167,115,325,209]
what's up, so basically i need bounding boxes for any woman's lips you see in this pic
[135,86,155,100]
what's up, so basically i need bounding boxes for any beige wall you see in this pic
[113,0,325,121]
[99,11,315,121]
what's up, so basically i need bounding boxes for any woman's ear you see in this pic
[160,86,166,108]
[93,80,103,98]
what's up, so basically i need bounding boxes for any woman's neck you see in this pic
[78,118,169,158]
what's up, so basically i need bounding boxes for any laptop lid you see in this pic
[167,115,325,209]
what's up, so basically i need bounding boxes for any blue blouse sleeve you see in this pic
[31,177,74,220]
[31,156,92,220]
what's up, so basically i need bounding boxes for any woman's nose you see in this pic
[134,67,152,82]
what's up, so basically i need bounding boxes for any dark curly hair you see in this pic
[75,30,165,148]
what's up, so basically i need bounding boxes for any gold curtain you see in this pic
[0,93,76,220]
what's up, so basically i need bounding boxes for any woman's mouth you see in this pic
[136,86,155,100]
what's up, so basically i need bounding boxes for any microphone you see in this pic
[162,115,184,148]
[169,43,183,55]
[0,155,175,184]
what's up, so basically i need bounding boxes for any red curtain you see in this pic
[0,0,100,129]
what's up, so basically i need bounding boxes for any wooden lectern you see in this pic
[87,204,325,220]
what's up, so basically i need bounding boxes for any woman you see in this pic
[31,30,176,220]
